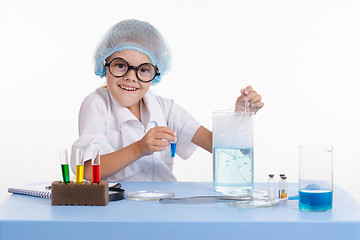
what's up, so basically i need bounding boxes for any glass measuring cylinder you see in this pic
[299,144,333,211]
[212,110,254,195]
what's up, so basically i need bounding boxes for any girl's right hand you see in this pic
[136,127,177,156]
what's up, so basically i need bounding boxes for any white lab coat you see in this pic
[70,87,201,182]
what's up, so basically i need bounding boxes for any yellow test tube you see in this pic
[75,149,84,183]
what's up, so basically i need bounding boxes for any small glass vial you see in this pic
[279,176,288,200]
[278,174,285,198]
[267,174,276,201]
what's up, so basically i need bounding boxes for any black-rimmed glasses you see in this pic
[104,58,160,82]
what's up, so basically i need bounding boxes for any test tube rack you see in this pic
[51,180,109,206]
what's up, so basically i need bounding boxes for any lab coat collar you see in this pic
[142,90,167,127]
[108,90,138,125]
[108,89,166,130]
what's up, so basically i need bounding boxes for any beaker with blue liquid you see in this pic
[299,144,333,211]
[212,110,254,195]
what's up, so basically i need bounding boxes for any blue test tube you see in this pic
[169,113,179,158]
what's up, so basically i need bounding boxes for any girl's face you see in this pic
[105,50,152,110]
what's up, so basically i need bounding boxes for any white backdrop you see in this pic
[1,0,359,203]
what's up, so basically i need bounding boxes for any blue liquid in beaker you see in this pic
[213,147,254,193]
[170,142,177,158]
[299,189,333,211]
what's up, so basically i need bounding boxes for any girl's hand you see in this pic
[235,85,264,113]
[136,127,177,156]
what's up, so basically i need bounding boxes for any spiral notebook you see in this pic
[8,182,120,199]
[8,184,51,199]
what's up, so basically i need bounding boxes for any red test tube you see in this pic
[92,149,100,184]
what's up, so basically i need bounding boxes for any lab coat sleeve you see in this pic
[70,91,115,174]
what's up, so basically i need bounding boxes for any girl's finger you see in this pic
[240,88,245,95]
[152,146,167,152]
[152,126,176,135]
[149,127,177,139]
[235,96,246,108]
[244,90,258,102]
[249,95,262,104]
[153,139,171,147]
[244,85,253,95]
[155,132,177,142]
[251,102,264,109]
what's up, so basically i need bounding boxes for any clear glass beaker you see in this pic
[299,144,333,211]
[212,110,254,195]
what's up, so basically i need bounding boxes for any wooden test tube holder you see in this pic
[51,180,109,206]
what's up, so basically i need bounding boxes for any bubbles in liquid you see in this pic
[213,113,253,149]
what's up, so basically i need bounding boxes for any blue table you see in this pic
[1,182,360,240]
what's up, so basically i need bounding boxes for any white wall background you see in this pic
[1,0,359,203]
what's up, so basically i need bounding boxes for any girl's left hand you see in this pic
[235,85,264,113]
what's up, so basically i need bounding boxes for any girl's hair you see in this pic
[93,19,171,85]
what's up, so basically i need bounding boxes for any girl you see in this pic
[70,19,264,182]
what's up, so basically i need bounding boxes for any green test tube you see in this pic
[59,148,70,183]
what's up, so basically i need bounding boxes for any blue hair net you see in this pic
[94,19,172,85]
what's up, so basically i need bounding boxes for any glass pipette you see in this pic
[243,81,250,114]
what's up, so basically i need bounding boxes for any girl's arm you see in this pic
[83,126,176,180]
[83,142,142,181]
[191,126,213,153]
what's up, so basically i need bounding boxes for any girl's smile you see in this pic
[118,84,139,92]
